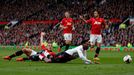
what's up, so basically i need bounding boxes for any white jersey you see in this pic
[65,45,90,62]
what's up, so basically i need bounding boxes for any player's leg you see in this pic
[58,40,66,52]
[94,43,101,58]
[89,34,100,64]
[94,35,102,58]
[64,34,72,51]
[65,41,71,50]
[4,49,24,60]
[49,51,66,63]
[94,35,102,64]
[89,34,96,51]
[21,48,35,57]
[16,57,29,61]
[93,43,101,64]
[58,34,72,52]
[16,48,37,61]
[52,52,74,63]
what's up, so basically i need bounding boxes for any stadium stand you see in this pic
[0,0,133,46]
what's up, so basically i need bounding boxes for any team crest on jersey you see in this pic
[94,21,101,25]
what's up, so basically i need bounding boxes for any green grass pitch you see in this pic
[0,47,134,75]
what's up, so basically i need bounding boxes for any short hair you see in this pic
[92,9,101,16]
[81,39,89,45]
[65,11,72,15]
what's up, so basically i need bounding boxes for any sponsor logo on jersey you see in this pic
[94,21,101,25]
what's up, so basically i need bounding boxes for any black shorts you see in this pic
[51,52,76,63]
[29,54,40,61]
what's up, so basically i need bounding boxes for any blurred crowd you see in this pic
[0,0,134,46]
[0,0,133,21]
[0,22,89,46]
[0,22,133,46]
[103,26,134,46]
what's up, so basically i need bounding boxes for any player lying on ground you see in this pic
[4,32,55,62]
[41,40,92,64]
[4,32,92,64]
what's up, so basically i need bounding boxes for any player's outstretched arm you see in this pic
[77,49,92,64]
[60,24,67,29]
[79,15,87,23]
[40,32,45,46]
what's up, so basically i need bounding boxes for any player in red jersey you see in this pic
[80,10,108,64]
[4,32,55,62]
[58,11,74,52]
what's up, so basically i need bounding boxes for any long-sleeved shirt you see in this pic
[65,45,90,62]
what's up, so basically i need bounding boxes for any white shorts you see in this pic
[63,33,72,41]
[30,50,37,56]
[90,34,102,45]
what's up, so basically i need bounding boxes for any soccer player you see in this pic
[43,40,92,64]
[80,10,108,64]
[4,32,54,62]
[58,11,74,52]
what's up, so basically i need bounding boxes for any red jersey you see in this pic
[87,18,106,34]
[41,44,52,52]
[41,44,56,56]
[61,18,73,34]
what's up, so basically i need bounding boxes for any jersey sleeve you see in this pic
[71,18,74,23]
[60,19,65,25]
[83,50,87,57]
[41,44,46,50]
[86,18,92,24]
[41,44,49,52]
[76,47,89,62]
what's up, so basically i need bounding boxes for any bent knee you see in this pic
[22,48,31,53]
[65,40,71,44]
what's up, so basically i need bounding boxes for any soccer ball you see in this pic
[123,55,132,64]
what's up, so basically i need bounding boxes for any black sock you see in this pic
[65,44,70,51]
[94,47,100,58]
[60,41,66,48]
[60,44,64,48]
[9,50,23,58]
[15,50,23,56]
[23,57,29,60]
[9,54,16,58]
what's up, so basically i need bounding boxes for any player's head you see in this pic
[81,39,90,50]
[93,10,100,18]
[65,11,70,18]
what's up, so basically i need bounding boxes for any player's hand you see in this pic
[41,32,45,36]
[79,15,84,19]
[62,26,68,29]
[84,60,92,64]
[60,25,67,29]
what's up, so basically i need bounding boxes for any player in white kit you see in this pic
[43,40,92,64]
